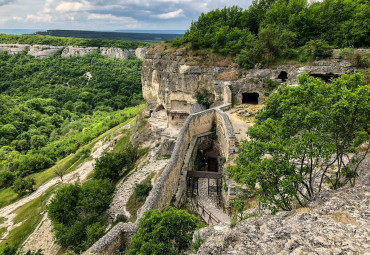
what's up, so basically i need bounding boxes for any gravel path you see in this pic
[107,153,169,220]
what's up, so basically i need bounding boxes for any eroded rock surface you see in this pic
[197,157,370,255]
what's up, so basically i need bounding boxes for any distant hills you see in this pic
[35,29,184,43]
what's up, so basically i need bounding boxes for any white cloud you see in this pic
[156,9,184,19]
[26,13,52,22]
[12,16,22,21]
[56,1,84,12]
[87,13,136,23]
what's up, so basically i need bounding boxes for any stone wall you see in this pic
[0,44,147,60]
[139,104,235,216]
[84,222,137,255]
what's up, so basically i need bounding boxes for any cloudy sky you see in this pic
[0,0,253,30]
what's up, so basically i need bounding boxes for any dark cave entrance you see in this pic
[242,93,259,105]
[278,71,288,82]
[309,73,340,83]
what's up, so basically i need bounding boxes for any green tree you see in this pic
[227,73,369,213]
[12,177,35,196]
[128,206,203,255]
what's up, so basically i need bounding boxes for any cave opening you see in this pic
[278,71,288,82]
[242,93,259,105]
[156,105,165,111]
[309,73,340,83]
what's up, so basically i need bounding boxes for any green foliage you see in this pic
[0,49,144,177]
[229,198,245,217]
[190,236,205,252]
[12,178,35,196]
[94,143,138,182]
[227,72,369,213]
[194,88,213,108]
[48,179,114,252]
[0,171,15,188]
[175,0,369,68]
[0,34,149,49]
[298,40,333,62]
[339,48,370,68]
[86,222,106,247]
[133,181,152,203]
[128,206,202,255]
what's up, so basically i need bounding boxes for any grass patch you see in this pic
[0,187,55,250]
[126,173,154,222]
[0,217,5,224]
[0,188,18,209]
[0,227,6,238]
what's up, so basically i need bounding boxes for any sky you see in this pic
[0,0,254,30]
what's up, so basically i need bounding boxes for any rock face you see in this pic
[0,44,30,54]
[0,44,147,59]
[28,45,63,58]
[197,157,370,255]
[141,47,360,129]
[61,46,99,57]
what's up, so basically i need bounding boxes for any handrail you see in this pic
[216,197,232,216]
[192,199,220,225]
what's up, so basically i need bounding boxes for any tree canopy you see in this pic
[227,72,369,213]
[173,0,370,67]
[128,206,204,255]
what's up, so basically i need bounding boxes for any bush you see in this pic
[128,206,203,255]
[194,88,213,108]
[48,179,114,252]
[298,40,333,62]
[0,171,16,188]
[133,182,152,202]
[12,177,35,195]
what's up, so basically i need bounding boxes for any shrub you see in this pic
[128,206,203,255]
[12,177,35,195]
[133,182,152,203]
[298,40,333,62]
[194,88,213,108]
[0,171,16,188]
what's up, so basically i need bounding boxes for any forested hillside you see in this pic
[0,34,150,49]
[0,47,143,192]
[173,0,369,68]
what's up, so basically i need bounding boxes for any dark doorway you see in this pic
[242,93,259,104]
[278,71,288,82]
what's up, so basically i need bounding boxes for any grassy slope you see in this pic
[0,105,144,209]
[0,106,143,250]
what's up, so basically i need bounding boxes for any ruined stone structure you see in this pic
[0,44,147,60]
[85,46,368,254]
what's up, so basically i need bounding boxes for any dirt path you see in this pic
[0,121,134,254]
[225,111,251,142]
[108,145,169,220]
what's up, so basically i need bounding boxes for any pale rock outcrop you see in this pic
[100,47,135,59]
[61,46,99,57]
[0,44,29,54]
[28,45,63,58]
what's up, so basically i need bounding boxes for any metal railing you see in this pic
[192,199,220,226]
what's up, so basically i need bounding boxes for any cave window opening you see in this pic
[242,93,259,105]
[278,71,288,82]
[156,105,165,111]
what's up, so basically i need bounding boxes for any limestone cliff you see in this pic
[141,44,361,129]
[0,43,147,60]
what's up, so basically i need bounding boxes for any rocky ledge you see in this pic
[197,157,370,255]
